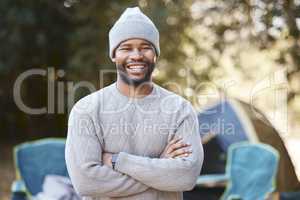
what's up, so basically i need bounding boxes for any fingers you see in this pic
[160,136,192,159]
[165,136,183,151]
[171,147,193,158]
[166,139,191,154]
[175,152,192,158]
[102,152,112,161]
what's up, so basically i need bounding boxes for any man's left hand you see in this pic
[102,152,113,168]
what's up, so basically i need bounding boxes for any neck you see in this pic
[116,78,154,98]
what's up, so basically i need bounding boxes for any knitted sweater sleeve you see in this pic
[114,102,204,191]
[65,105,149,198]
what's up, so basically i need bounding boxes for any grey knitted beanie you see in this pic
[109,7,160,59]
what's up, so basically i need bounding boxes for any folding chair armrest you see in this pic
[11,180,26,193]
[11,180,28,200]
[196,174,229,187]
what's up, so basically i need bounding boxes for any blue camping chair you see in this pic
[11,138,68,200]
[197,142,279,200]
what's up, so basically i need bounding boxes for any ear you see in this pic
[153,55,157,63]
[111,49,116,62]
[111,54,116,62]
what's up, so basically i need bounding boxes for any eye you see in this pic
[141,46,153,51]
[119,47,130,51]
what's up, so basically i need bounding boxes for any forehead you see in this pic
[119,38,152,46]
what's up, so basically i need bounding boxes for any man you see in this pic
[65,7,203,200]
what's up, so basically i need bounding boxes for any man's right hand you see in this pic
[160,136,192,159]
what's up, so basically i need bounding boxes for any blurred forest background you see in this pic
[1,0,300,198]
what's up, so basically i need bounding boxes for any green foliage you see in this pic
[1,0,299,140]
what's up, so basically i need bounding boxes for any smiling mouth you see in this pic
[126,63,147,73]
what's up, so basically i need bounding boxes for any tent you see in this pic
[198,98,300,192]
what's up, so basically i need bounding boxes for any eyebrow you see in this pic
[119,44,131,47]
[140,42,151,46]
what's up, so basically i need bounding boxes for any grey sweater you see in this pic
[65,82,203,200]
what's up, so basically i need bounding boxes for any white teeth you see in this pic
[128,68,144,73]
[128,65,144,69]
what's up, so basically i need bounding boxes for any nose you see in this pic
[129,49,143,61]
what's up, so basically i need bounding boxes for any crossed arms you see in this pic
[65,105,204,198]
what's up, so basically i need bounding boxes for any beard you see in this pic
[116,60,155,87]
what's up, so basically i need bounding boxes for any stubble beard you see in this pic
[116,61,155,87]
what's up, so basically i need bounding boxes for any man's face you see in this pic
[113,38,157,87]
